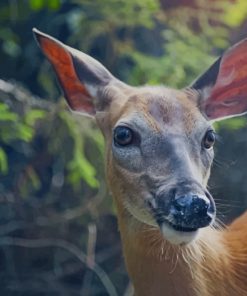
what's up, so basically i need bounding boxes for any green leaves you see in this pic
[73,0,159,28]
[0,103,17,121]
[0,102,45,175]
[0,83,102,190]
[29,0,61,11]
[0,147,8,174]
[68,151,99,188]
[0,103,45,144]
[222,0,247,27]
[215,117,247,132]
[59,110,100,188]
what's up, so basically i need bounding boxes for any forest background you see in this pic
[1,0,247,295]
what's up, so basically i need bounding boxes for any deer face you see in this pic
[101,86,216,244]
[33,29,247,245]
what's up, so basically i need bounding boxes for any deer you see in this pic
[33,28,247,296]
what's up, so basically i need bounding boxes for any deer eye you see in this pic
[203,130,216,149]
[114,126,133,146]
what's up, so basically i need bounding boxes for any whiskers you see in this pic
[211,217,226,231]
[140,224,182,273]
[140,225,164,257]
[169,251,179,274]
[214,198,242,225]
[213,157,226,169]
[214,198,242,209]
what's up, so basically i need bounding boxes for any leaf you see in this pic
[29,0,45,10]
[223,0,247,27]
[24,109,45,126]
[0,103,18,121]
[17,124,34,142]
[59,111,99,188]
[215,117,247,131]
[0,147,8,174]
[47,0,61,10]
[27,167,41,191]
[68,153,99,188]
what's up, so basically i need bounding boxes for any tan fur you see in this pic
[104,88,247,296]
[113,191,247,296]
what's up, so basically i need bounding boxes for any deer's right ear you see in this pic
[191,39,247,121]
[33,28,115,116]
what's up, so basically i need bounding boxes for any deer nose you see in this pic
[170,194,214,229]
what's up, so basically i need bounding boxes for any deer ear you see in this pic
[33,28,115,116]
[191,39,247,121]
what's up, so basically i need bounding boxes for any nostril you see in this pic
[192,197,209,216]
[173,195,193,212]
[172,194,211,217]
[173,200,183,212]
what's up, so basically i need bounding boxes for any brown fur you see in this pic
[113,192,247,296]
[105,88,247,296]
[34,30,247,296]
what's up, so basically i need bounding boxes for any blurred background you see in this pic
[0,0,247,295]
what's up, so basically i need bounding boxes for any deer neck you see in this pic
[115,201,234,296]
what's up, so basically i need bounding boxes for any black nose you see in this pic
[170,194,214,229]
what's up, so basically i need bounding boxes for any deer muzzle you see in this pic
[148,180,216,244]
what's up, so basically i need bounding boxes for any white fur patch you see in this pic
[161,223,199,245]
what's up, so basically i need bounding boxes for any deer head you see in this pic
[33,28,247,245]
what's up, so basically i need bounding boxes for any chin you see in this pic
[160,223,200,245]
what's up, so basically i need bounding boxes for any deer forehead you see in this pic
[107,86,205,135]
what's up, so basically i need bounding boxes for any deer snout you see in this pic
[170,194,215,230]
[151,186,216,234]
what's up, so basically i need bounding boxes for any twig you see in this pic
[0,79,53,110]
[81,223,97,296]
[36,182,106,226]
[0,183,106,237]
[123,282,134,296]
[0,236,118,296]
[86,223,97,269]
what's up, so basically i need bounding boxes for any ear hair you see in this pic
[33,28,116,116]
[191,57,222,91]
[191,39,247,121]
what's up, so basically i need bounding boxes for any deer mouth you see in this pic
[149,203,202,233]
[147,193,213,244]
[159,220,199,245]
[148,205,200,244]
[166,221,198,233]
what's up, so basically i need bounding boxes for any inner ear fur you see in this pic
[191,38,247,121]
[33,28,114,116]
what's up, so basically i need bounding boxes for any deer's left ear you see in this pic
[191,39,247,121]
[33,28,118,117]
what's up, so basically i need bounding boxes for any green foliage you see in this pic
[0,103,38,144]
[0,147,8,174]
[24,109,46,126]
[29,0,61,11]
[59,110,99,188]
[0,102,43,174]
[63,0,233,89]
[73,0,159,29]
[215,117,247,131]
[0,82,102,192]
[222,0,247,27]
[129,29,216,87]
